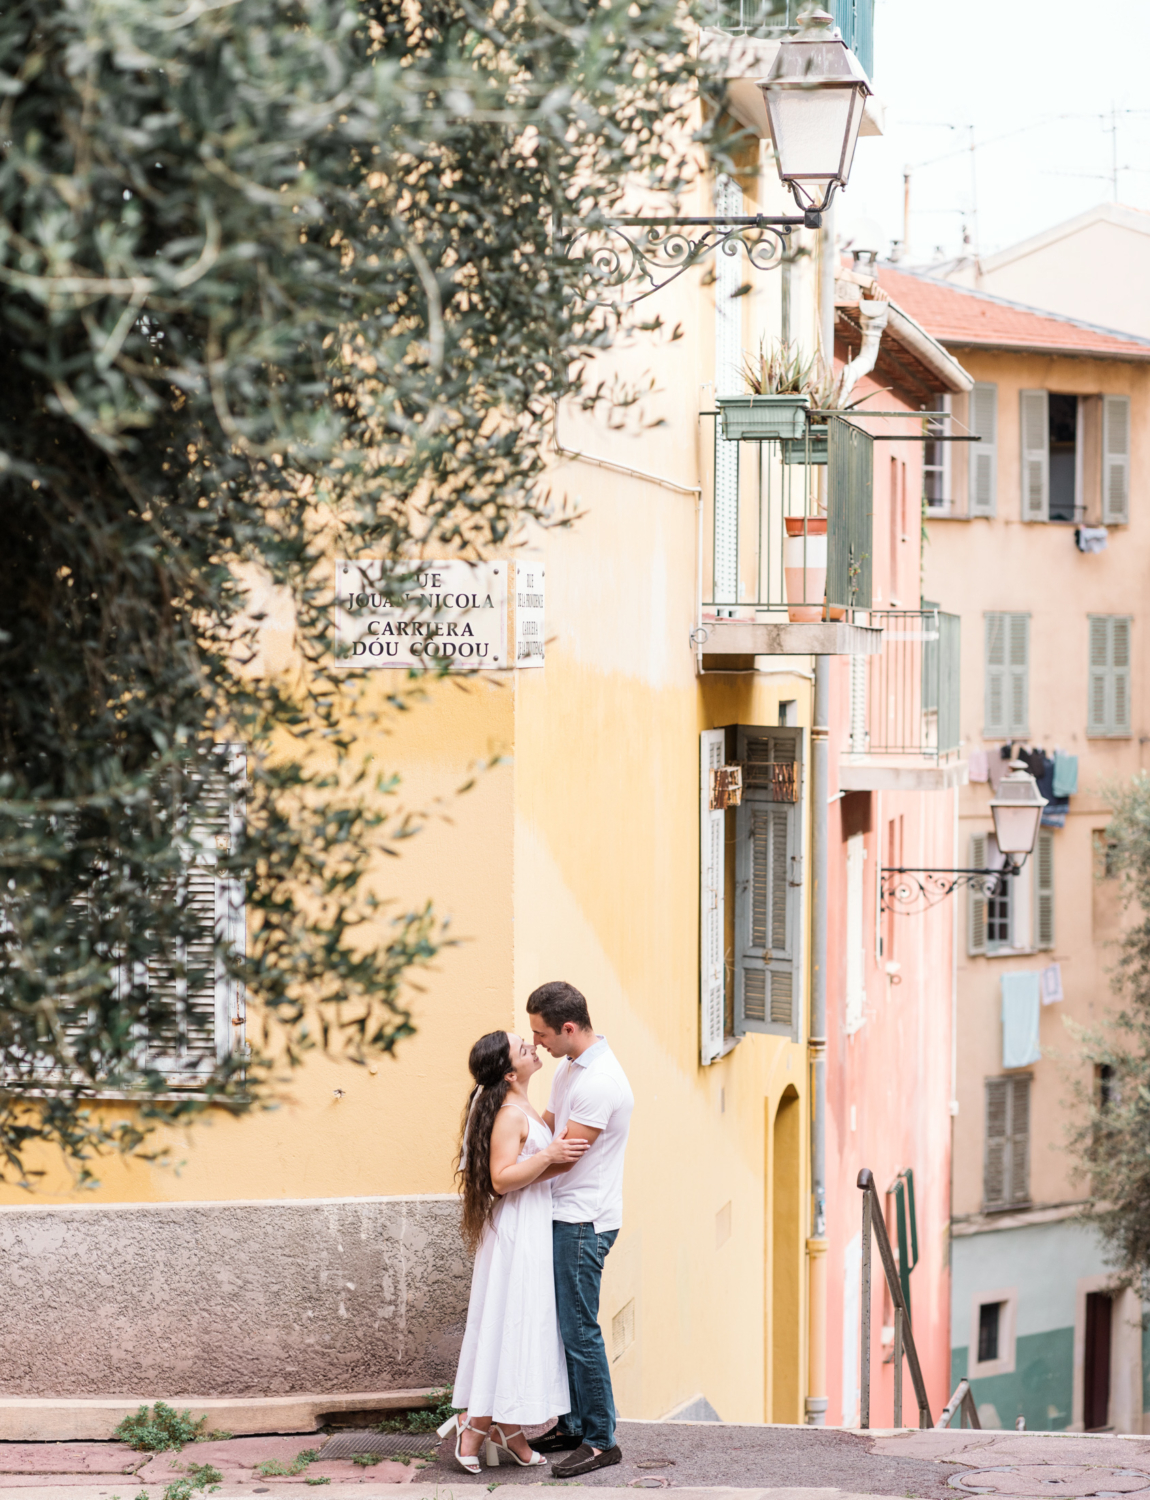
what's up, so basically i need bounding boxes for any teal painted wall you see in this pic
[949,1329,1074,1431]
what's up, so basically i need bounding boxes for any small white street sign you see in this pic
[514,560,545,668]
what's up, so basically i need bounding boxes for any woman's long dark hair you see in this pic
[457,1031,514,1251]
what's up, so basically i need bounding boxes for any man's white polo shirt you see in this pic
[547,1035,634,1233]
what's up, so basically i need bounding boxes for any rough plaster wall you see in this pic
[0,1195,470,1397]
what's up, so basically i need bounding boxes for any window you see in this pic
[969,382,998,518]
[734,726,803,1039]
[984,1074,1031,1210]
[30,750,247,1088]
[924,395,952,512]
[1087,616,1132,738]
[1020,390,1083,523]
[969,1288,1017,1377]
[978,1301,1002,1363]
[984,612,1029,738]
[968,828,1051,955]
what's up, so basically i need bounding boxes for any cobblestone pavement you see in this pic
[5,1422,1150,1500]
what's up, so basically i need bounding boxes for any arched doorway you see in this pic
[771,1085,802,1423]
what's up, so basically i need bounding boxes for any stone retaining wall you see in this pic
[0,1195,469,1397]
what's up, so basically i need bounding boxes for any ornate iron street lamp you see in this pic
[881,764,1048,914]
[570,8,872,299]
[761,8,872,219]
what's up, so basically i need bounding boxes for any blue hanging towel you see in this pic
[1002,971,1042,1069]
[1052,752,1078,798]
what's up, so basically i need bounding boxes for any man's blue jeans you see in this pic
[553,1221,618,1451]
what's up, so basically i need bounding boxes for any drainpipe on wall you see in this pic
[805,208,835,1429]
[831,292,890,410]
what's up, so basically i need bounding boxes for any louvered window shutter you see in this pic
[699,731,727,1066]
[1088,616,1133,737]
[1008,614,1029,737]
[968,832,988,956]
[984,614,1007,738]
[148,748,246,1079]
[1036,829,1055,949]
[1102,395,1130,525]
[1008,1075,1031,1206]
[1088,616,1110,736]
[969,382,998,517]
[1113,616,1132,734]
[735,726,802,1038]
[1020,390,1049,522]
[983,1077,1008,1209]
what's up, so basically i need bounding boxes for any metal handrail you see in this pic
[857,1167,933,1429]
[935,1377,981,1430]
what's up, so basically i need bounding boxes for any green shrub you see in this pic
[113,1404,207,1453]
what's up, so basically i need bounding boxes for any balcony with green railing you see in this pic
[697,411,883,661]
[706,0,874,80]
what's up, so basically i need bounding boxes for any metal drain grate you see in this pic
[319,1430,440,1460]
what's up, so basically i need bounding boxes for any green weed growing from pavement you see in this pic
[376,1389,458,1434]
[255,1450,320,1478]
[114,1404,207,1453]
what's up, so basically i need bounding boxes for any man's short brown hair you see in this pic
[527,980,592,1033]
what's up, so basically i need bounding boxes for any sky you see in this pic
[837,0,1150,266]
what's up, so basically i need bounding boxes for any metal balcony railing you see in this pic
[706,0,874,79]
[702,413,874,621]
[848,608,960,763]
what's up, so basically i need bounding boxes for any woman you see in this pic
[439,1030,589,1472]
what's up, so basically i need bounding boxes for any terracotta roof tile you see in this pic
[875,266,1150,361]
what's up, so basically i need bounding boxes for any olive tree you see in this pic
[0,0,724,1180]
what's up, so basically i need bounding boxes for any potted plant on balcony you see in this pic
[718,339,828,442]
[783,514,827,622]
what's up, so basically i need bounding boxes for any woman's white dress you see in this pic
[452,1105,570,1423]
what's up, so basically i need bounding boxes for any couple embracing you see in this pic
[439,981,634,1478]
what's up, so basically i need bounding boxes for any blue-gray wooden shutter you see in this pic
[1036,829,1054,950]
[1020,390,1049,522]
[985,614,1027,738]
[969,382,998,517]
[735,726,803,1038]
[968,832,988,956]
[700,730,727,1065]
[1102,395,1130,525]
[983,1074,1031,1211]
[1088,616,1132,738]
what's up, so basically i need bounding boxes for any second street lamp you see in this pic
[881,764,1048,914]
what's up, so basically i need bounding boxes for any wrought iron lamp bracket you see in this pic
[563,213,815,303]
[880,861,1028,915]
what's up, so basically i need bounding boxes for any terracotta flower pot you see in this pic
[783,518,827,622]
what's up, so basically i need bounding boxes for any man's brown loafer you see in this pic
[551,1443,623,1478]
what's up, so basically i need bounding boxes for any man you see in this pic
[526,980,634,1478]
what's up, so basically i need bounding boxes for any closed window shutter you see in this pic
[985,614,1007,737]
[1008,1075,1031,1206]
[700,730,727,1065]
[1088,616,1110,736]
[1020,390,1049,522]
[1036,828,1055,949]
[969,382,998,517]
[1113,616,1132,734]
[1089,616,1133,737]
[735,726,802,1038]
[1008,614,1029,737]
[968,832,988,956]
[1102,395,1130,525]
[983,1077,1008,1209]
